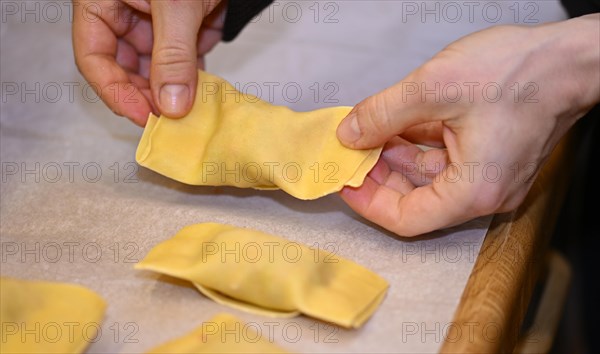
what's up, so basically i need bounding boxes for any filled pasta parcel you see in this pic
[135,223,389,328]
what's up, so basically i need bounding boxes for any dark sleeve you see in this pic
[560,0,600,16]
[222,0,275,41]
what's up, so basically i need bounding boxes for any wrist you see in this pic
[542,14,600,117]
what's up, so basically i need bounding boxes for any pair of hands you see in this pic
[73,2,600,236]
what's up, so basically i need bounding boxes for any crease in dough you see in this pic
[136,70,382,200]
[135,223,389,328]
[146,313,289,353]
[0,277,106,354]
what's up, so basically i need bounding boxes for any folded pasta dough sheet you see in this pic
[0,277,106,354]
[146,313,289,353]
[135,223,389,328]
[136,71,382,200]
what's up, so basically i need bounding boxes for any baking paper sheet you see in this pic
[0,1,566,352]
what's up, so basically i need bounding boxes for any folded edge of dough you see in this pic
[193,284,300,319]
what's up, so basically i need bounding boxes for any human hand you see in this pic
[72,0,225,126]
[337,14,600,236]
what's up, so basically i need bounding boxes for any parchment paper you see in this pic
[0,1,566,352]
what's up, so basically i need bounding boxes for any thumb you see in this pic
[150,1,213,118]
[337,80,444,149]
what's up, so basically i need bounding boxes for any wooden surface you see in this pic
[514,251,572,353]
[440,132,577,353]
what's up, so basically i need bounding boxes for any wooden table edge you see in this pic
[439,132,577,353]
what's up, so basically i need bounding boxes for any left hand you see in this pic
[72,0,226,125]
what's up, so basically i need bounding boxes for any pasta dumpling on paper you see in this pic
[146,313,289,354]
[0,277,106,354]
[135,223,389,328]
[136,71,382,200]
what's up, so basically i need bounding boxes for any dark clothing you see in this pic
[222,0,274,41]
[222,1,600,41]
[561,0,600,16]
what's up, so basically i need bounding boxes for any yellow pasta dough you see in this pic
[136,71,382,200]
[0,277,106,354]
[135,223,388,328]
[146,313,289,353]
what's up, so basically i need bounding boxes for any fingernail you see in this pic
[159,84,189,117]
[337,113,361,144]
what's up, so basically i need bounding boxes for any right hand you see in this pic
[336,15,600,236]
[72,0,225,126]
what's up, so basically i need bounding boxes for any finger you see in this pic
[150,0,215,118]
[128,71,156,114]
[202,0,226,30]
[340,154,417,219]
[381,137,449,187]
[341,176,478,237]
[139,55,151,79]
[336,70,464,149]
[197,27,223,55]
[195,0,224,65]
[122,12,153,55]
[73,0,152,125]
[336,82,430,149]
[368,159,416,195]
[116,39,139,73]
[400,121,445,148]
[122,0,151,14]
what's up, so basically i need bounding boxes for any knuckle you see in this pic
[416,55,470,93]
[417,58,453,85]
[153,43,195,68]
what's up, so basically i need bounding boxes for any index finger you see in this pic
[72,0,152,125]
